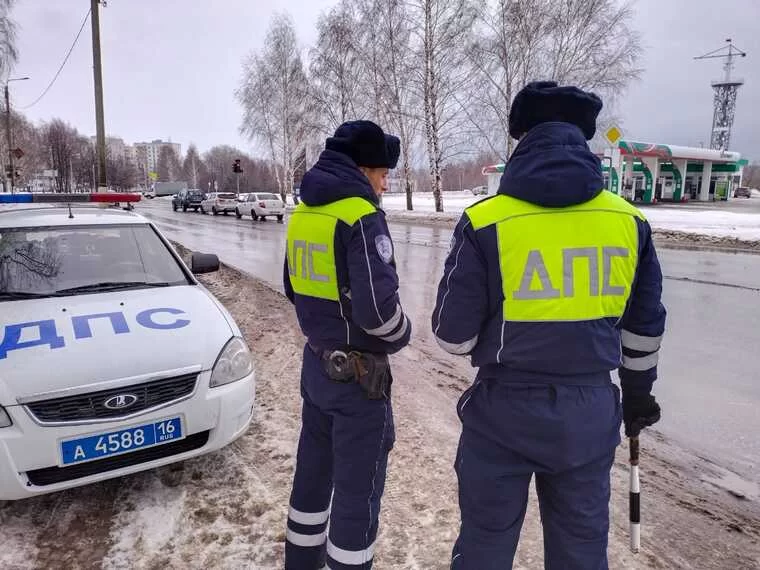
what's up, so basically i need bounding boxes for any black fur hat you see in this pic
[508,81,603,140]
[326,120,401,169]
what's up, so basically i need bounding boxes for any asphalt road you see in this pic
[139,199,760,490]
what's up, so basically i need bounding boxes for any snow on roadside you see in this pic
[381,192,760,243]
[99,265,305,570]
[0,502,42,569]
[645,208,760,241]
[103,477,186,569]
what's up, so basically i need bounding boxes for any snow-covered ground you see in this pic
[644,207,760,241]
[380,192,760,242]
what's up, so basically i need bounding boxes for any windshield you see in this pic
[257,193,280,201]
[0,224,190,298]
[218,193,236,200]
[188,191,204,199]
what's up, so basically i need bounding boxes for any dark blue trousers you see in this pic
[451,379,622,570]
[285,345,394,570]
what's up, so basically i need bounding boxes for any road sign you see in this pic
[42,169,58,178]
[604,125,624,147]
[12,148,24,160]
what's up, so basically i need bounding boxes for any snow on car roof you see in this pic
[0,205,150,228]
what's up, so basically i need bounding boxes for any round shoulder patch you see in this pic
[375,234,394,263]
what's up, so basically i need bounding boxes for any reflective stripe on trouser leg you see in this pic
[327,396,394,569]
[285,354,335,570]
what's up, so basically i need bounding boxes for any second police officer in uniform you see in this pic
[433,82,666,569]
[283,120,412,570]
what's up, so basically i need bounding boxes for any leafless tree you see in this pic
[182,144,205,189]
[202,145,276,194]
[42,119,80,192]
[0,111,46,190]
[238,14,311,201]
[156,146,182,182]
[0,0,18,78]
[353,0,389,122]
[373,0,423,210]
[467,0,641,162]
[107,155,137,190]
[411,0,477,211]
[307,1,364,134]
[71,139,96,192]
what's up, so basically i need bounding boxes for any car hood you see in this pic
[0,285,235,403]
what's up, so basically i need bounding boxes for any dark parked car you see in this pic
[172,189,205,212]
[734,186,752,199]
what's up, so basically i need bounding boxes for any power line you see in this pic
[19,8,91,110]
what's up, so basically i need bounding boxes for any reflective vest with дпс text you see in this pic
[286,197,376,301]
[466,191,643,322]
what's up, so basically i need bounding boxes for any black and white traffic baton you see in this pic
[629,436,640,553]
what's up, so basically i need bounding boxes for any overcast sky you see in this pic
[8,0,760,161]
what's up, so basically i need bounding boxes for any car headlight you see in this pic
[0,406,12,428]
[210,337,253,387]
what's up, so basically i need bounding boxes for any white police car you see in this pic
[0,193,255,500]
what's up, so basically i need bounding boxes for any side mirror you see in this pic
[191,252,220,274]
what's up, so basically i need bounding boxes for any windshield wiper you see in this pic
[54,281,173,294]
[0,291,59,300]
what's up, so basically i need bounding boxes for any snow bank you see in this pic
[645,208,760,241]
[382,192,760,242]
[382,191,479,214]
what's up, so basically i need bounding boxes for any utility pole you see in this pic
[4,84,13,194]
[91,0,107,190]
[4,77,29,194]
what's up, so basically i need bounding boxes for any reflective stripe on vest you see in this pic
[466,191,643,322]
[286,197,376,301]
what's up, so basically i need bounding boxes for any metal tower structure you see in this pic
[695,39,747,150]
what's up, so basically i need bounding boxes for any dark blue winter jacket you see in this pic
[432,122,666,393]
[284,149,411,354]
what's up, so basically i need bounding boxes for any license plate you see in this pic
[60,417,183,465]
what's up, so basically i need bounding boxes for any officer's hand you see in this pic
[622,391,661,437]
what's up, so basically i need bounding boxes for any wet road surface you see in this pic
[140,200,760,486]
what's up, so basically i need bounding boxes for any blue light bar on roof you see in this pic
[0,193,141,204]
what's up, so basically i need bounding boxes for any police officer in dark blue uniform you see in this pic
[283,120,411,570]
[432,82,666,569]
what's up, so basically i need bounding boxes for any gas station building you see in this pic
[483,139,747,204]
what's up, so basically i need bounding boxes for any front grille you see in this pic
[26,431,210,486]
[26,374,197,423]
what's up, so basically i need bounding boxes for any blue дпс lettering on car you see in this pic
[0,307,191,360]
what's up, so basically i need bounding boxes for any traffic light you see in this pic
[232,159,243,174]
[4,165,12,178]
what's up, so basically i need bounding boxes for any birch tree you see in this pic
[375,0,422,210]
[0,0,17,78]
[353,0,388,122]
[467,0,641,161]
[412,0,477,211]
[466,0,547,160]
[308,1,364,134]
[238,14,310,201]
[182,145,206,189]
